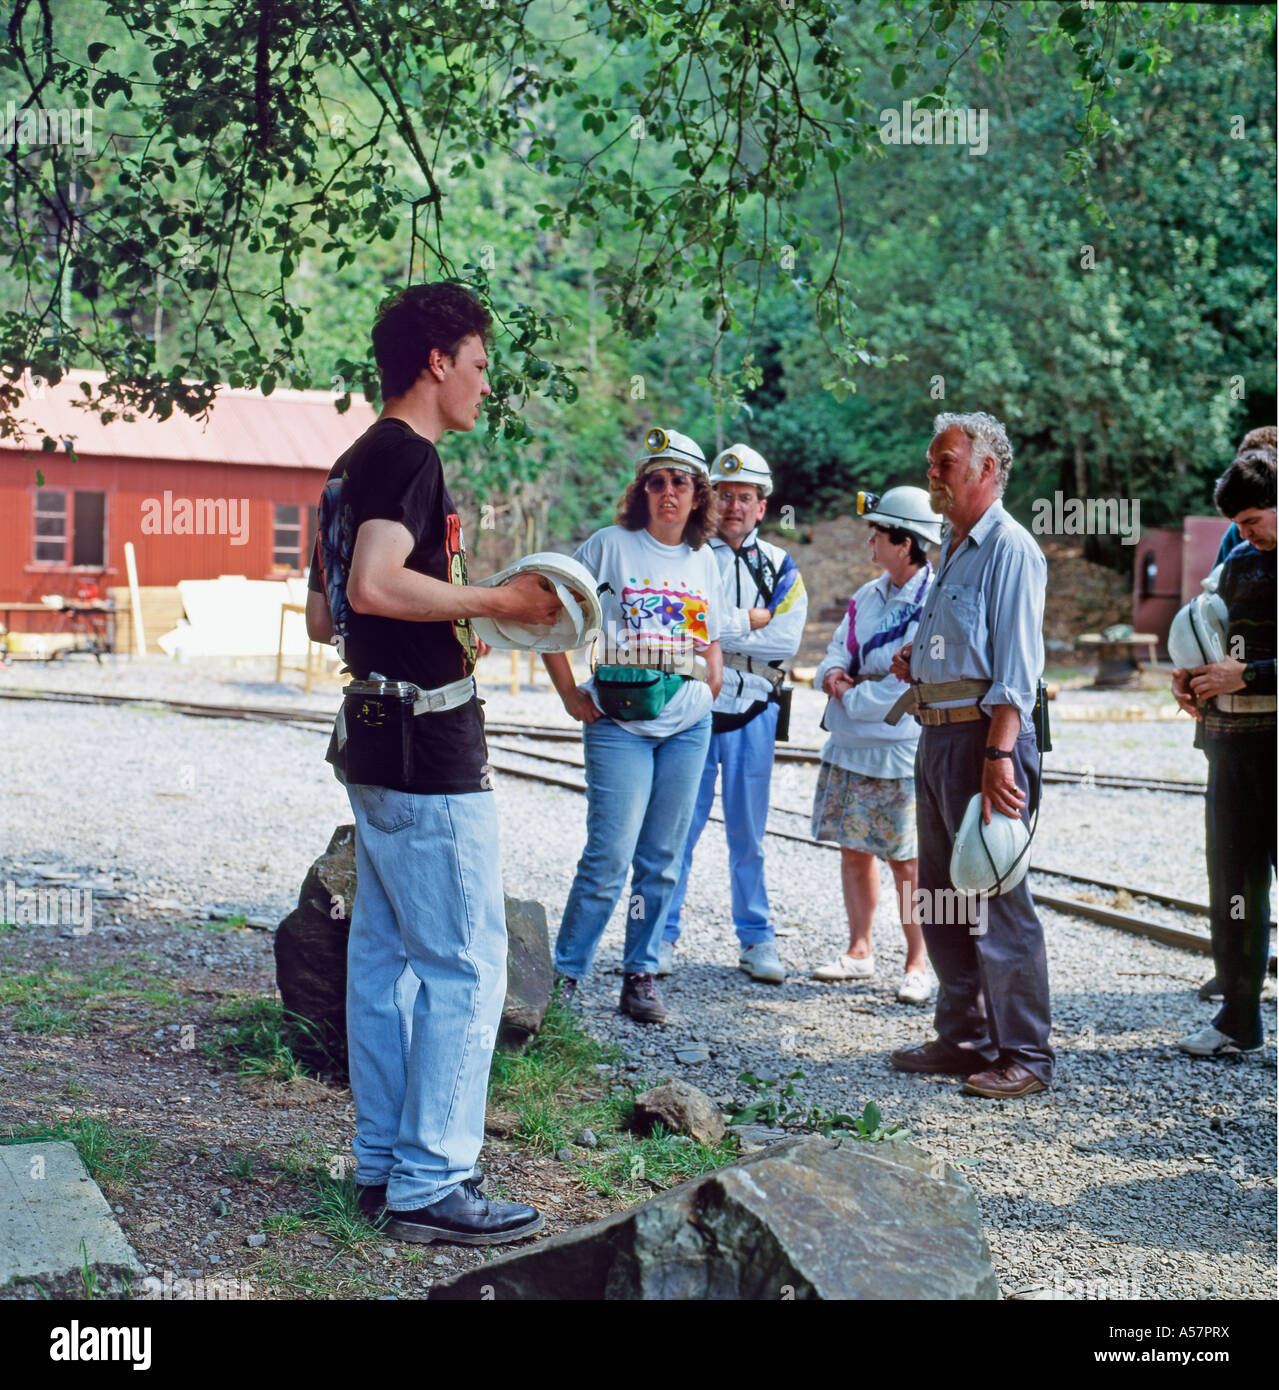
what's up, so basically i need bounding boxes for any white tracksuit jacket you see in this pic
[710,528,808,717]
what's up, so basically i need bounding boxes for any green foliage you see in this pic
[730,1070,908,1142]
[1,1115,158,1193]
[0,1,1268,571]
[201,995,317,1081]
[0,960,183,1033]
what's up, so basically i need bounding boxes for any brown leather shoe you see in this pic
[889,1039,987,1075]
[963,1061,1048,1098]
[619,972,667,1023]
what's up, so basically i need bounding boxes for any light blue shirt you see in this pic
[909,500,1045,733]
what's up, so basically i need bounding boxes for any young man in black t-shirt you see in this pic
[306,283,561,1244]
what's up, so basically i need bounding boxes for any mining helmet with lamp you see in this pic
[469,552,603,654]
[949,793,1031,898]
[709,443,773,497]
[1167,590,1229,670]
[637,427,708,477]
[858,485,943,547]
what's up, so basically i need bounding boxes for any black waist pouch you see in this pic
[343,680,416,789]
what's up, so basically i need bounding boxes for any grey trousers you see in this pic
[915,721,1054,1083]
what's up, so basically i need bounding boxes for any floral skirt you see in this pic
[810,761,917,860]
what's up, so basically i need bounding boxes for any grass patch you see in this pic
[0,961,184,1034]
[487,999,738,1203]
[571,1124,738,1201]
[176,917,244,933]
[487,995,623,1154]
[1,1115,157,1194]
[227,1148,258,1181]
[14,1000,81,1034]
[199,995,339,1080]
[200,996,307,1081]
[245,1249,390,1299]
[301,1172,384,1253]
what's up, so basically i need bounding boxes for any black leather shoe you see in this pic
[553,973,579,1006]
[384,1180,543,1246]
[358,1167,486,1223]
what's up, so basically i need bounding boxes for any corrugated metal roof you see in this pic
[1,369,378,469]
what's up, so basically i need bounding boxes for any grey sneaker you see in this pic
[657,938,675,976]
[1176,1025,1263,1057]
[739,940,785,984]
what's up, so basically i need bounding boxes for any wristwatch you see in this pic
[1242,663,1257,688]
[985,747,1014,762]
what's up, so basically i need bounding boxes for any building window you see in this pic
[32,489,107,567]
[34,490,68,563]
[273,504,303,569]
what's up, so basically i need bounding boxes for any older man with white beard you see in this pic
[887,412,1052,1099]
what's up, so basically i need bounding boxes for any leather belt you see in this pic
[885,678,992,726]
[1214,693,1277,714]
[918,704,987,726]
[722,652,785,689]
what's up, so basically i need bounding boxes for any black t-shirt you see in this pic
[309,417,488,794]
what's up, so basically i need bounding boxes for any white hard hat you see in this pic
[636,426,708,476]
[470,552,603,653]
[1167,591,1229,670]
[950,793,1031,897]
[709,443,772,497]
[859,486,942,547]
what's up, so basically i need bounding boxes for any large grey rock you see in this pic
[274,824,357,1073]
[274,824,553,1076]
[498,897,554,1047]
[633,1080,726,1145]
[429,1136,1000,1301]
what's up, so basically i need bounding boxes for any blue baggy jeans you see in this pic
[344,783,506,1212]
[554,715,712,979]
[664,701,779,946]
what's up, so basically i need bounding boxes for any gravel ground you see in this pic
[1,661,1274,1300]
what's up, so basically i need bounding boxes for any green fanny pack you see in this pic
[594,665,686,721]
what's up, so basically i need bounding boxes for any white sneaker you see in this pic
[739,940,786,984]
[657,938,675,977]
[896,970,933,1005]
[811,953,874,982]
[1176,1025,1263,1057]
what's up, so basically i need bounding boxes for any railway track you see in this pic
[494,721,1207,795]
[7,688,1268,964]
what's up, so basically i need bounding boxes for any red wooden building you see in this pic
[0,370,376,611]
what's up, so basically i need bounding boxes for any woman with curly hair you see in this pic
[542,428,724,1021]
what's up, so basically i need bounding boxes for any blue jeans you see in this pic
[345,784,506,1212]
[554,715,712,979]
[665,702,778,947]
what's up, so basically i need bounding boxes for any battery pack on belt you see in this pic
[339,674,475,789]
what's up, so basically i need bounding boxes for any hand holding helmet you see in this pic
[1187,657,1248,701]
[498,572,567,628]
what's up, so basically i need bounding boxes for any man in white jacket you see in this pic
[660,444,808,982]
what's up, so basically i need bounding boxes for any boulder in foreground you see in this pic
[429,1135,1000,1300]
